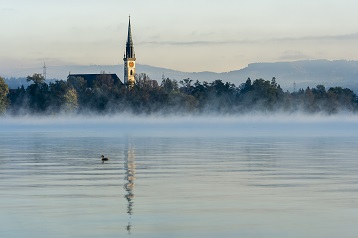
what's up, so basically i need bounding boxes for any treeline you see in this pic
[1,73,358,115]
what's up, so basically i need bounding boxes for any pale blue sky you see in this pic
[1,0,358,74]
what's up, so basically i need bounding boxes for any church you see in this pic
[123,16,136,86]
[67,17,136,87]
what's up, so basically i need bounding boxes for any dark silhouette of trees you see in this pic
[326,87,358,113]
[237,78,284,112]
[25,74,50,113]
[161,77,179,93]
[4,74,358,116]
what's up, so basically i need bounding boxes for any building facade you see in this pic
[123,16,136,87]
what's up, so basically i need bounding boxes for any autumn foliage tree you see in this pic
[0,76,9,114]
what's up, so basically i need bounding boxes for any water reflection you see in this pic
[123,144,136,234]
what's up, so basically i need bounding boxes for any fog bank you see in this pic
[1,113,358,138]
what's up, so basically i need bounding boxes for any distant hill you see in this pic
[4,60,358,92]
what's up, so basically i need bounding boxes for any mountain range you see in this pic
[4,59,358,92]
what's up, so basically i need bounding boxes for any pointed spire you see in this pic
[125,15,135,58]
[127,15,133,45]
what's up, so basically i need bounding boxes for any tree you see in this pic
[7,85,26,115]
[240,78,284,111]
[49,80,69,112]
[304,87,317,112]
[26,73,50,113]
[327,87,358,113]
[67,76,88,110]
[239,78,252,93]
[63,88,78,112]
[179,78,193,94]
[67,76,86,92]
[135,73,158,90]
[191,80,209,110]
[0,76,9,115]
[161,77,179,93]
[27,73,45,84]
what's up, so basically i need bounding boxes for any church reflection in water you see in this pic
[124,144,136,234]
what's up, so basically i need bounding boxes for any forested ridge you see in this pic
[0,73,357,115]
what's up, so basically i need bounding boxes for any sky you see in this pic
[1,0,358,75]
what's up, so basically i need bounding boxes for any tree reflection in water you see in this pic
[124,144,136,234]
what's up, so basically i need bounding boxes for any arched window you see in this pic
[130,70,133,76]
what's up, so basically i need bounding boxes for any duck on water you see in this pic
[101,155,109,163]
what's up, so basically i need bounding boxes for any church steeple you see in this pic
[123,16,136,86]
[125,16,135,59]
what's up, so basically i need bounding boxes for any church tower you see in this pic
[123,16,136,87]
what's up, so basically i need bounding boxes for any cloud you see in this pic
[137,39,258,46]
[137,32,358,46]
[273,32,358,42]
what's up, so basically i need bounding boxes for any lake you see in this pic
[1,115,358,237]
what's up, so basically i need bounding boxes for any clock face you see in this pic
[129,62,134,67]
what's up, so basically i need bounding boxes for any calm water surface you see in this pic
[1,116,358,237]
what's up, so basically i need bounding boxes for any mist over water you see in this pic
[0,113,358,136]
[1,114,358,237]
[1,113,358,137]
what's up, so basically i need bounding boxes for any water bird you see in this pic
[101,155,109,163]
